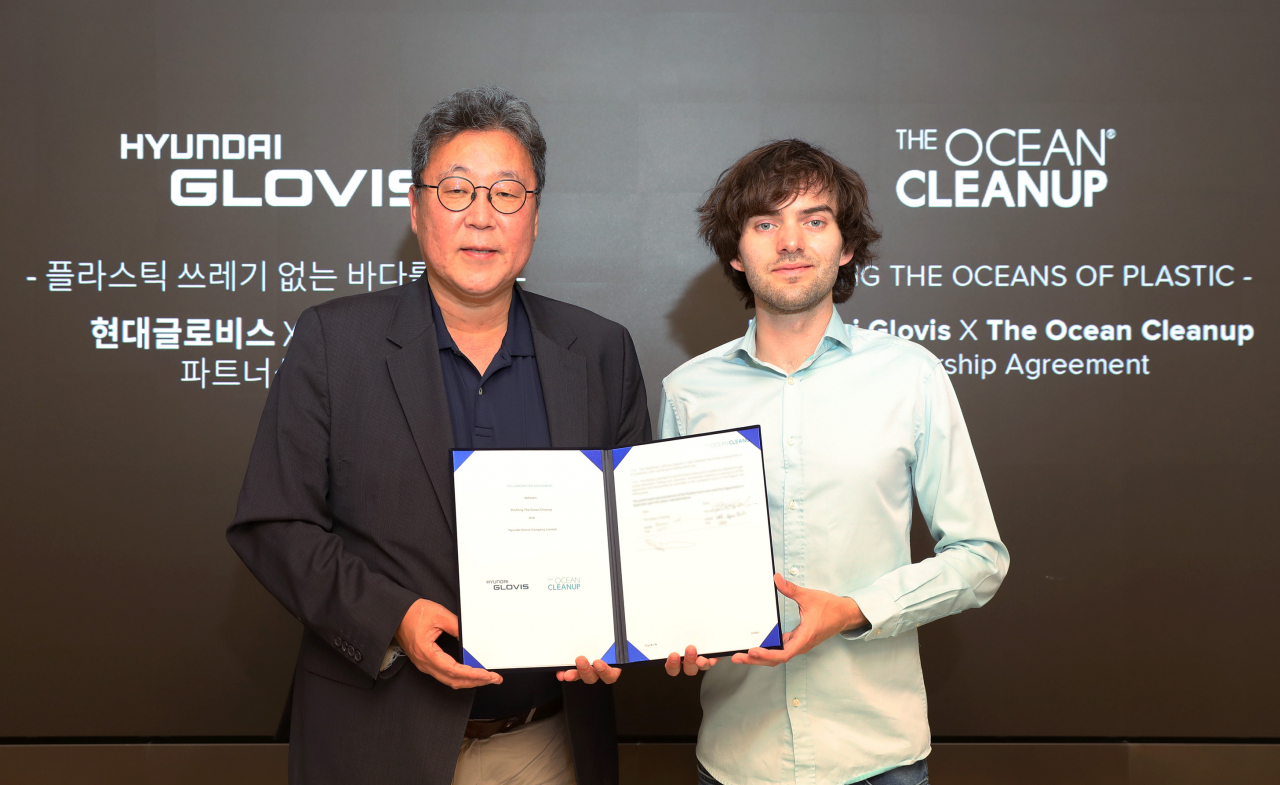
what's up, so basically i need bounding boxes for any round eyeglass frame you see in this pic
[414,176,541,214]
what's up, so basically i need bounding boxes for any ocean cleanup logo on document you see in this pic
[547,576,581,591]
[487,579,529,591]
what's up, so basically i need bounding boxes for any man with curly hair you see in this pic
[661,139,1009,785]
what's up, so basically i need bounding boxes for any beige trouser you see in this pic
[452,713,577,785]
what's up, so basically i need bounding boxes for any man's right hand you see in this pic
[395,598,502,689]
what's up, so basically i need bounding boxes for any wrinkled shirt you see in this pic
[658,307,1009,785]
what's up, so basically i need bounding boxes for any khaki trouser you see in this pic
[452,713,577,785]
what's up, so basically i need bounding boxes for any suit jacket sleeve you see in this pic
[615,326,653,446]
[227,307,418,681]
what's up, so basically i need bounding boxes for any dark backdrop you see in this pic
[2,0,1276,740]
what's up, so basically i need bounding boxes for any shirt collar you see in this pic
[726,305,853,367]
[430,286,536,357]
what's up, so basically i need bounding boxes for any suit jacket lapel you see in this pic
[521,289,589,448]
[386,279,458,531]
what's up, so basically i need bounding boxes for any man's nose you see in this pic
[463,188,498,228]
[778,221,803,254]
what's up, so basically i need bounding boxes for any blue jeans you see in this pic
[697,758,928,785]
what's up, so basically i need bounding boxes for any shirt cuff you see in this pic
[841,584,900,641]
[381,644,404,672]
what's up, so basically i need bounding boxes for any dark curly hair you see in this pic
[696,139,881,308]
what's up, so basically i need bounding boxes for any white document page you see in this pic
[612,430,779,662]
[453,449,617,670]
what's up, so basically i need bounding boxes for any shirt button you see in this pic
[788,500,796,510]
[792,698,800,707]
[789,567,798,576]
[787,436,794,445]
[477,387,484,395]
[787,377,795,385]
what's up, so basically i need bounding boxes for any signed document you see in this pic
[453,427,781,670]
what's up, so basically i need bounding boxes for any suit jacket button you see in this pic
[354,651,362,662]
[334,637,342,647]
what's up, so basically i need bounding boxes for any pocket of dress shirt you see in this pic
[332,456,350,489]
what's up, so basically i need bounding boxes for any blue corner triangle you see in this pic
[737,427,762,450]
[625,641,649,662]
[760,623,782,648]
[581,449,604,471]
[461,647,484,669]
[453,450,474,471]
[612,446,632,468]
[600,643,618,665]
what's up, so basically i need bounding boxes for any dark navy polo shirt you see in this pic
[432,288,552,453]
[430,288,561,719]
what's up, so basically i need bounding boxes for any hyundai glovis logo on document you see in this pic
[487,579,530,592]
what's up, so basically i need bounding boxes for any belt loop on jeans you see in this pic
[464,694,563,741]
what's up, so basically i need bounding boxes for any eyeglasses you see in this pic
[415,176,540,214]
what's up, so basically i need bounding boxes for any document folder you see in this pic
[452,426,782,669]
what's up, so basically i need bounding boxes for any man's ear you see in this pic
[533,204,539,242]
[409,188,422,235]
[837,245,855,267]
[729,258,745,272]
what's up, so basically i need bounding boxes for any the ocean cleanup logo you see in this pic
[894,127,1112,209]
[547,576,581,591]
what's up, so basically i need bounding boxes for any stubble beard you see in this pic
[745,251,841,316]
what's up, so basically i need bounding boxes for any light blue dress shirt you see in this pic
[659,307,1009,785]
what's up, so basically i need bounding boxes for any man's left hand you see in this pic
[557,656,621,684]
[732,574,867,667]
[664,645,718,676]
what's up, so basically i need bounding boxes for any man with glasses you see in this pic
[229,86,649,785]
[660,139,1009,785]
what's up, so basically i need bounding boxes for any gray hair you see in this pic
[410,85,547,204]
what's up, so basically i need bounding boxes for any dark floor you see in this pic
[2,741,1278,784]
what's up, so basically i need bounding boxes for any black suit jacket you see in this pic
[228,277,651,785]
